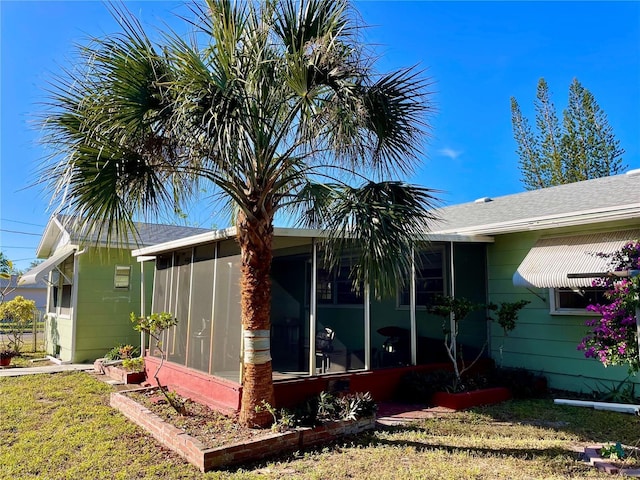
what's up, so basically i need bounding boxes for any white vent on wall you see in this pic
[474,197,493,203]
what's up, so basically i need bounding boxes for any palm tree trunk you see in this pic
[237,211,276,427]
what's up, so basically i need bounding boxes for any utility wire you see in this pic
[0,229,41,236]
[0,218,46,227]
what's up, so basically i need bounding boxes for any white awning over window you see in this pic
[512,230,640,289]
[18,245,76,286]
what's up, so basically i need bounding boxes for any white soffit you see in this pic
[513,229,640,289]
[18,245,76,286]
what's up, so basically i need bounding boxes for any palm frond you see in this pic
[36,6,186,246]
[317,181,441,299]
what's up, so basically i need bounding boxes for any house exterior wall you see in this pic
[486,220,640,394]
[72,247,153,363]
[0,277,47,312]
[47,315,73,360]
[452,242,488,353]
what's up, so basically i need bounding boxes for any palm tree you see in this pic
[38,0,438,427]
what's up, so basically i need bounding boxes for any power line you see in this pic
[0,218,46,228]
[0,246,37,249]
[0,229,41,236]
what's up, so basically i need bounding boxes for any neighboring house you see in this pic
[131,171,640,411]
[0,275,47,312]
[19,215,209,363]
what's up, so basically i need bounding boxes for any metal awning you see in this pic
[18,245,76,286]
[512,230,640,289]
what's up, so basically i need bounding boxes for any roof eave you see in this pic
[431,204,640,236]
[131,226,495,258]
[132,226,238,257]
[35,216,69,258]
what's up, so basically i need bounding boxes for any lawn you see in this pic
[1,371,638,479]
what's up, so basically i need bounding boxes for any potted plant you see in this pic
[0,347,17,367]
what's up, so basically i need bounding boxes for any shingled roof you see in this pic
[430,170,640,235]
[36,215,211,258]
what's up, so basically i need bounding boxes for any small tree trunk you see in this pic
[237,211,276,427]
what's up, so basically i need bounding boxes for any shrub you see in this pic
[261,391,377,431]
[105,344,138,361]
[0,296,37,354]
[122,357,144,373]
[396,367,548,402]
[578,240,640,373]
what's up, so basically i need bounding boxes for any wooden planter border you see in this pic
[110,388,375,472]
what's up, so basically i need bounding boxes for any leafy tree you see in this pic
[0,252,13,280]
[0,295,37,354]
[130,312,184,414]
[0,253,15,305]
[511,78,625,190]
[37,0,437,426]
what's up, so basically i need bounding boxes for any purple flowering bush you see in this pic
[577,241,640,373]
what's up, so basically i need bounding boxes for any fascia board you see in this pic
[431,204,640,236]
[35,216,68,258]
[132,226,237,257]
[132,226,494,259]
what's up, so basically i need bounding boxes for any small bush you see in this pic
[262,391,377,431]
[396,367,548,403]
[105,344,138,361]
[121,357,144,372]
[485,367,547,399]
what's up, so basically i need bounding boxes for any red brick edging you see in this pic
[583,446,640,477]
[110,388,376,472]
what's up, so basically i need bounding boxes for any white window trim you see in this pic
[114,265,132,290]
[548,287,602,316]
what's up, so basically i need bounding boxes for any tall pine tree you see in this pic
[511,78,625,190]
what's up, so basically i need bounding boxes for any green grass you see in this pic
[8,350,51,367]
[1,372,638,479]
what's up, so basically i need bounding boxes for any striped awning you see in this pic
[512,230,640,289]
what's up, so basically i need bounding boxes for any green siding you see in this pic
[453,243,488,351]
[487,224,640,393]
[46,315,73,360]
[73,248,153,363]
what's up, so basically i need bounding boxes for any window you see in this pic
[549,287,607,315]
[317,255,364,306]
[399,247,446,307]
[51,284,72,310]
[114,265,131,289]
[49,255,74,316]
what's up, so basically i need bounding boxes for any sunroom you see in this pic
[132,228,493,411]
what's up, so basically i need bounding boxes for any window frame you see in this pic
[316,253,364,307]
[114,265,132,290]
[548,287,607,316]
[397,245,447,309]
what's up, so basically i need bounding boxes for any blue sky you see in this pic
[1,1,639,271]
